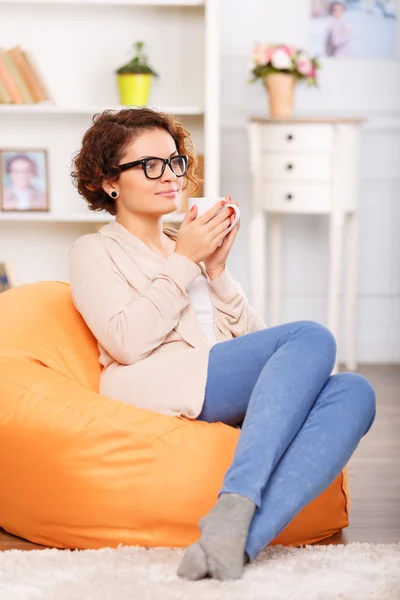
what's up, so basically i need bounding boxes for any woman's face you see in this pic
[111,128,184,218]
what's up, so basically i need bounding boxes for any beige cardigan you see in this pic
[68,220,266,418]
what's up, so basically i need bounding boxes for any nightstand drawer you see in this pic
[261,183,331,214]
[261,153,332,182]
[259,124,334,152]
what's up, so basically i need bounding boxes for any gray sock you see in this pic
[177,493,256,581]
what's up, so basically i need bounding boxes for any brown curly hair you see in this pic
[71,107,200,216]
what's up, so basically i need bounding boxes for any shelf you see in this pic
[0,212,185,223]
[0,0,205,5]
[0,212,112,223]
[0,104,204,117]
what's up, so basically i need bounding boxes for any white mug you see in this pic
[187,197,240,246]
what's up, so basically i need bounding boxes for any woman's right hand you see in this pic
[175,199,234,264]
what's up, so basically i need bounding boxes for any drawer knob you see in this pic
[286,134,294,141]
[286,163,294,170]
[286,193,293,201]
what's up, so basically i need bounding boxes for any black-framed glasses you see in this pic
[118,154,188,180]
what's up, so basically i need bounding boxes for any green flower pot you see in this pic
[117,73,152,106]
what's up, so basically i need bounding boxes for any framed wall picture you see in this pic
[0,149,49,212]
[309,0,398,59]
[0,262,14,293]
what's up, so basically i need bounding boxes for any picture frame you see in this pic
[0,262,14,293]
[309,0,398,60]
[0,149,49,212]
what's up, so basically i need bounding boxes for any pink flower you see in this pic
[252,44,274,66]
[296,53,313,76]
[265,45,275,62]
[280,45,296,57]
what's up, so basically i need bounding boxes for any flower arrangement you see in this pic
[250,44,320,87]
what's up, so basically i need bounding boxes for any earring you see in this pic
[111,191,118,199]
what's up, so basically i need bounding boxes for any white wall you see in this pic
[221,0,400,363]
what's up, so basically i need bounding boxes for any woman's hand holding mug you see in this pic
[175,195,241,278]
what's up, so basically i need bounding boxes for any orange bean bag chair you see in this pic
[0,281,350,549]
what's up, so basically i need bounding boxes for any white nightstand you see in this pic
[248,117,365,371]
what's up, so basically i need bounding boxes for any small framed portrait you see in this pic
[0,149,49,212]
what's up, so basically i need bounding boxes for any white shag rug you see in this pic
[0,543,399,600]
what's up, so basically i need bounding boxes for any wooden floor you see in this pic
[1,365,399,551]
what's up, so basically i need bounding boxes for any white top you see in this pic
[8,187,32,210]
[187,273,218,345]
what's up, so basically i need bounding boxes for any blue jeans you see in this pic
[198,321,376,560]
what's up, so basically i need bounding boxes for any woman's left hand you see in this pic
[203,200,241,280]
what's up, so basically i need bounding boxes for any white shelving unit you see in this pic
[0,0,219,285]
[0,211,185,223]
[0,104,204,116]
[4,0,204,4]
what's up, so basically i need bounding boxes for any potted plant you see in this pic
[115,41,159,106]
[249,44,320,117]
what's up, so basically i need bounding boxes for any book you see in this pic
[3,49,35,104]
[0,49,22,103]
[0,263,14,293]
[8,46,46,103]
[22,49,53,103]
[0,72,12,103]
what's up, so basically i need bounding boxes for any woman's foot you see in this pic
[177,493,256,581]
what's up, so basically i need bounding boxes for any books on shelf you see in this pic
[0,263,14,293]
[0,46,53,105]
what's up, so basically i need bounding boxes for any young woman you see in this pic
[69,107,376,581]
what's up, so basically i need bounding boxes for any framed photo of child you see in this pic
[309,0,398,59]
[0,149,49,212]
